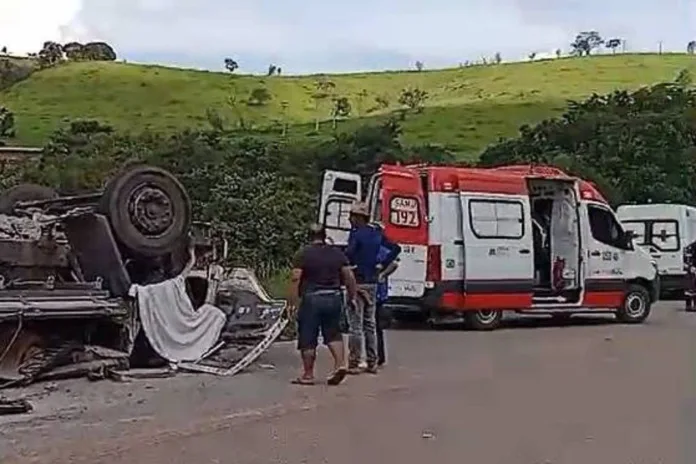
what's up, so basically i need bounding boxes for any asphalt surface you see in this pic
[2,301,696,463]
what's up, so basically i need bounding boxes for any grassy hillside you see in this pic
[1,53,694,158]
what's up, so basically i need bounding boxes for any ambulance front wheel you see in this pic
[615,284,651,324]
[465,309,503,330]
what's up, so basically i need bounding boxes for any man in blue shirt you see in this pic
[345,202,401,374]
[374,226,400,367]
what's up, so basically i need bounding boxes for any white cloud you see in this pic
[1,0,694,72]
[0,0,83,54]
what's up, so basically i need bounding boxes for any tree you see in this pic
[63,42,85,60]
[479,83,696,205]
[688,41,696,54]
[356,89,369,115]
[571,31,604,56]
[605,38,622,54]
[37,41,64,67]
[267,64,277,76]
[82,42,116,61]
[224,58,239,73]
[528,52,537,61]
[247,87,272,106]
[227,85,247,129]
[0,106,16,143]
[279,100,289,136]
[675,68,693,87]
[373,95,390,112]
[398,87,428,114]
[555,48,562,58]
[415,61,424,72]
[0,46,6,55]
[331,96,351,129]
[308,77,335,131]
[277,67,282,75]
[494,52,502,64]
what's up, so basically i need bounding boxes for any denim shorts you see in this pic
[297,289,343,350]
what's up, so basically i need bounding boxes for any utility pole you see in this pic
[658,41,663,54]
[622,40,626,53]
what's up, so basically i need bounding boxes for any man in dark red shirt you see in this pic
[289,224,358,385]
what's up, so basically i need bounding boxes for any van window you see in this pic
[324,199,353,231]
[650,220,679,251]
[588,205,624,246]
[389,196,420,227]
[469,199,524,239]
[332,178,358,195]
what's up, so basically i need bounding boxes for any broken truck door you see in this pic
[318,170,362,246]
[459,192,534,309]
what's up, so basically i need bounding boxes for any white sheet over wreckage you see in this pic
[128,275,226,363]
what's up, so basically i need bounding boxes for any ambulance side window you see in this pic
[588,205,624,247]
[469,199,524,239]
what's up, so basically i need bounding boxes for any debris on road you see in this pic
[0,396,32,415]
[0,165,288,393]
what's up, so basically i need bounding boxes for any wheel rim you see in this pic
[128,184,174,237]
[476,310,498,325]
[625,293,646,317]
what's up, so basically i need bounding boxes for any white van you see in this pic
[616,204,696,298]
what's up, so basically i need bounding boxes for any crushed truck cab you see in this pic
[319,164,658,330]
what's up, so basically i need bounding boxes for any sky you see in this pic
[0,0,695,74]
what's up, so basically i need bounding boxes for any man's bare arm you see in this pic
[379,261,399,280]
[288,268,302,308]
[340,266,358,302]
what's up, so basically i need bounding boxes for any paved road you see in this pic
[2,302,696,463]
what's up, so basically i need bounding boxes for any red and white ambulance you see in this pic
[319,164,658,330]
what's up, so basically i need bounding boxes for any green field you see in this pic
[1,53,694,158]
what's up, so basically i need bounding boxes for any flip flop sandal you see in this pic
[327,368,347,386]
[291,377,315,385]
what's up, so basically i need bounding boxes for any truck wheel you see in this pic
[465,310,503,330]
[99,165,191,258]
[0,184,58,214]
[615,284,651,323]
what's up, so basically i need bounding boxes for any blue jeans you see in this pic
[348,284,378,366]
[297,289,343,351]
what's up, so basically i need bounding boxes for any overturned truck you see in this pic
[0,165,286,387]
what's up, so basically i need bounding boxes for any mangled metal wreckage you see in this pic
[0,165,287,389]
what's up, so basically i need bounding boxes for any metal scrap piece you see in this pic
[0,397,32,415]
[178,314,288,376]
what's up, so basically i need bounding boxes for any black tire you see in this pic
[99,165,191,258]
[465,310,503,330]
[0,184,58,214]
[615,284,651,323]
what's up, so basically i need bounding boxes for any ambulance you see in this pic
[319,164,659,330]
[617,203,696,298]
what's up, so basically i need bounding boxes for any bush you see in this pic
[14,118,452,276]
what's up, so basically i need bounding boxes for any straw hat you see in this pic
[349,202,370,217]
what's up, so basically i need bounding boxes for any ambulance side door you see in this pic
[459,192,534,308]
[584,202,632,305]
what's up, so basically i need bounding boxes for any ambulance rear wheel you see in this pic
[615,284,651,323]
[465,310,503,331]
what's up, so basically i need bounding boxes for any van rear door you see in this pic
[380,165,428,299]
[458,172,534,309]
[319,170,362,246]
